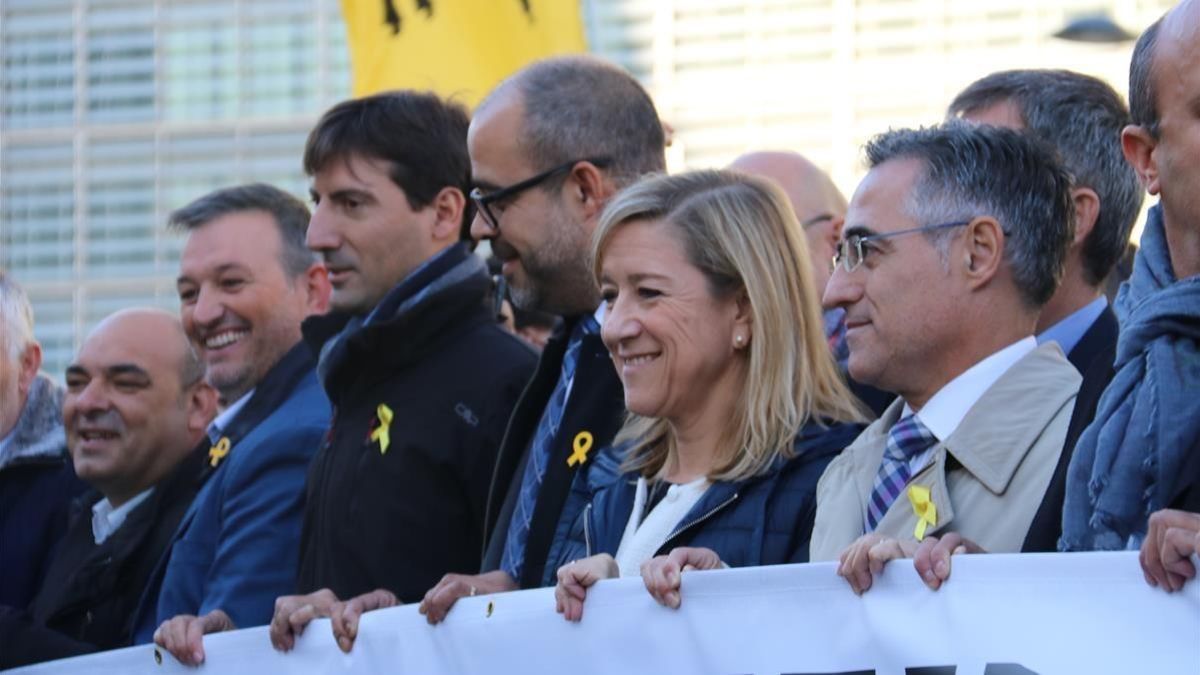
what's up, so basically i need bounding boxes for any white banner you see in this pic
[13,552,1199,674]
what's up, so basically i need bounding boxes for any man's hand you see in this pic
[554,554,619,622]
[153,609,235,666]
[640,547,724,609]
[1141,509,1200,592]
[418,570,517,625]
[911,532,984,590]
[330,589,398,653]
[837,533,916,595]
[268,589,339,652]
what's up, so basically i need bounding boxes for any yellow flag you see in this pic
[341,0,587,106]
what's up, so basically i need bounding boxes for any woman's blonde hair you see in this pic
[592,169,866,483]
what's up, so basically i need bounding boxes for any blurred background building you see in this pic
[0,0,1174,377]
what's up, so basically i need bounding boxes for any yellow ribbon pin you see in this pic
[908,484,937,540]
[208,437,231,468]
[371,404,394,454]
[567,431,593,467]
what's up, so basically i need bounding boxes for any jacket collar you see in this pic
[303,244,491,397]
[198,340,317,480]
[0,373,67,470]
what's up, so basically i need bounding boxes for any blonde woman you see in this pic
[554,170,865,621]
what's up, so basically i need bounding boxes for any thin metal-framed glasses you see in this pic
[833,220,972,273]
[469,157,612,231]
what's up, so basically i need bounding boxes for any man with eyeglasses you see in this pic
[728,150,894,417]
[264,91,536,654]
[808,122,1082,594]
[383,55,670,631]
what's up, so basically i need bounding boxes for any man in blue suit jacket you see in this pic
[131,184,332,662]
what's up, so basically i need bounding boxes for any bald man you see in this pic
[0,309,217,667]
[731,151,891,416]
[729,151,846,293]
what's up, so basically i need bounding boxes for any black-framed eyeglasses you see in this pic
[469,157,612,231]
[833,220,972,273]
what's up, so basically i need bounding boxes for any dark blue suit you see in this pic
[131,343,329,642]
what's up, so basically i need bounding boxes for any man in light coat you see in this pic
[811,123,1081,593]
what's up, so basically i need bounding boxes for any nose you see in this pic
[191,284,225,328]
[469,210,496,243]
[306,201,340,253]
[600,293,642,351]
[69,379,110,417]
[822,263,863,311]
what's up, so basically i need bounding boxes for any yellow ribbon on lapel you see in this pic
[908,484,937,540]
[567,431,593,467]
[371,404,394,454]
[208,437,231,468]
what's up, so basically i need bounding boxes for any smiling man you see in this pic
[809,123,1081,593]
[133,184,332,663]
[0,309,215,668]
[264,91,536,654]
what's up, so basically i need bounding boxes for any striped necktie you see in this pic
[864,414,937,532]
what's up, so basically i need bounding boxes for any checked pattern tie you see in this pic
[500,315,600,580]
[864,414,937,532]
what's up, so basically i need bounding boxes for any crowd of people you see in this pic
[1,0,1198,668]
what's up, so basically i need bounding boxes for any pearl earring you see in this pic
[735,334,745,346]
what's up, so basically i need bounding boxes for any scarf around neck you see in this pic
[1060,204,1200,551]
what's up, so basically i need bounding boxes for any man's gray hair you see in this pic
[864,122,1075,308]
[168,183,316,278]
[0,269,35,361]
[485,55,667,189]
[948,69,1143,287]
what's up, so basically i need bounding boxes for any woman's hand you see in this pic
[640,547,724,609]
[554,554,619,622]
[330,589,398,653]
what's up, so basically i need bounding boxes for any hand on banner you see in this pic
[912,533,984,591]
[837,533,917,595]
[153,609,235,666]
[1140,509,1200,592]
[330,589,398,653]
[419,570,517,625]
[640,547,725,609]
[555,554,619,622]
[268,589,340,652]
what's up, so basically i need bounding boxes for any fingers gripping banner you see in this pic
[13,552,1200,674]
[341,0,587,105]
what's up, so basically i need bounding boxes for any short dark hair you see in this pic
[303,91,472,238]
[1129,16,1165,138]
[168,183,315,278]
[485,56,666,190]
[949,69,1143,286]
[864,122,1075,308]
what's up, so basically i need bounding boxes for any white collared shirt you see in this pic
[208,389,254,443]
[615,476,711,576]
[902,336,1038,474]
[92,488,154,545]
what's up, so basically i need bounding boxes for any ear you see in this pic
[1121,124,1159,195]
[429,186,467,242]
[732,288,754,347]
[186,381,220,437]
[566,160,614,222]
[1070,187,1100,248]
[301,261,332,316]
[16,342,42,396]
[961,216,1004,291]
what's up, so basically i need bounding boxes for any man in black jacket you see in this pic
[0,309,217,668]
[408,56,669,628]
[946,70,1144,552]
[268,91,537,652]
